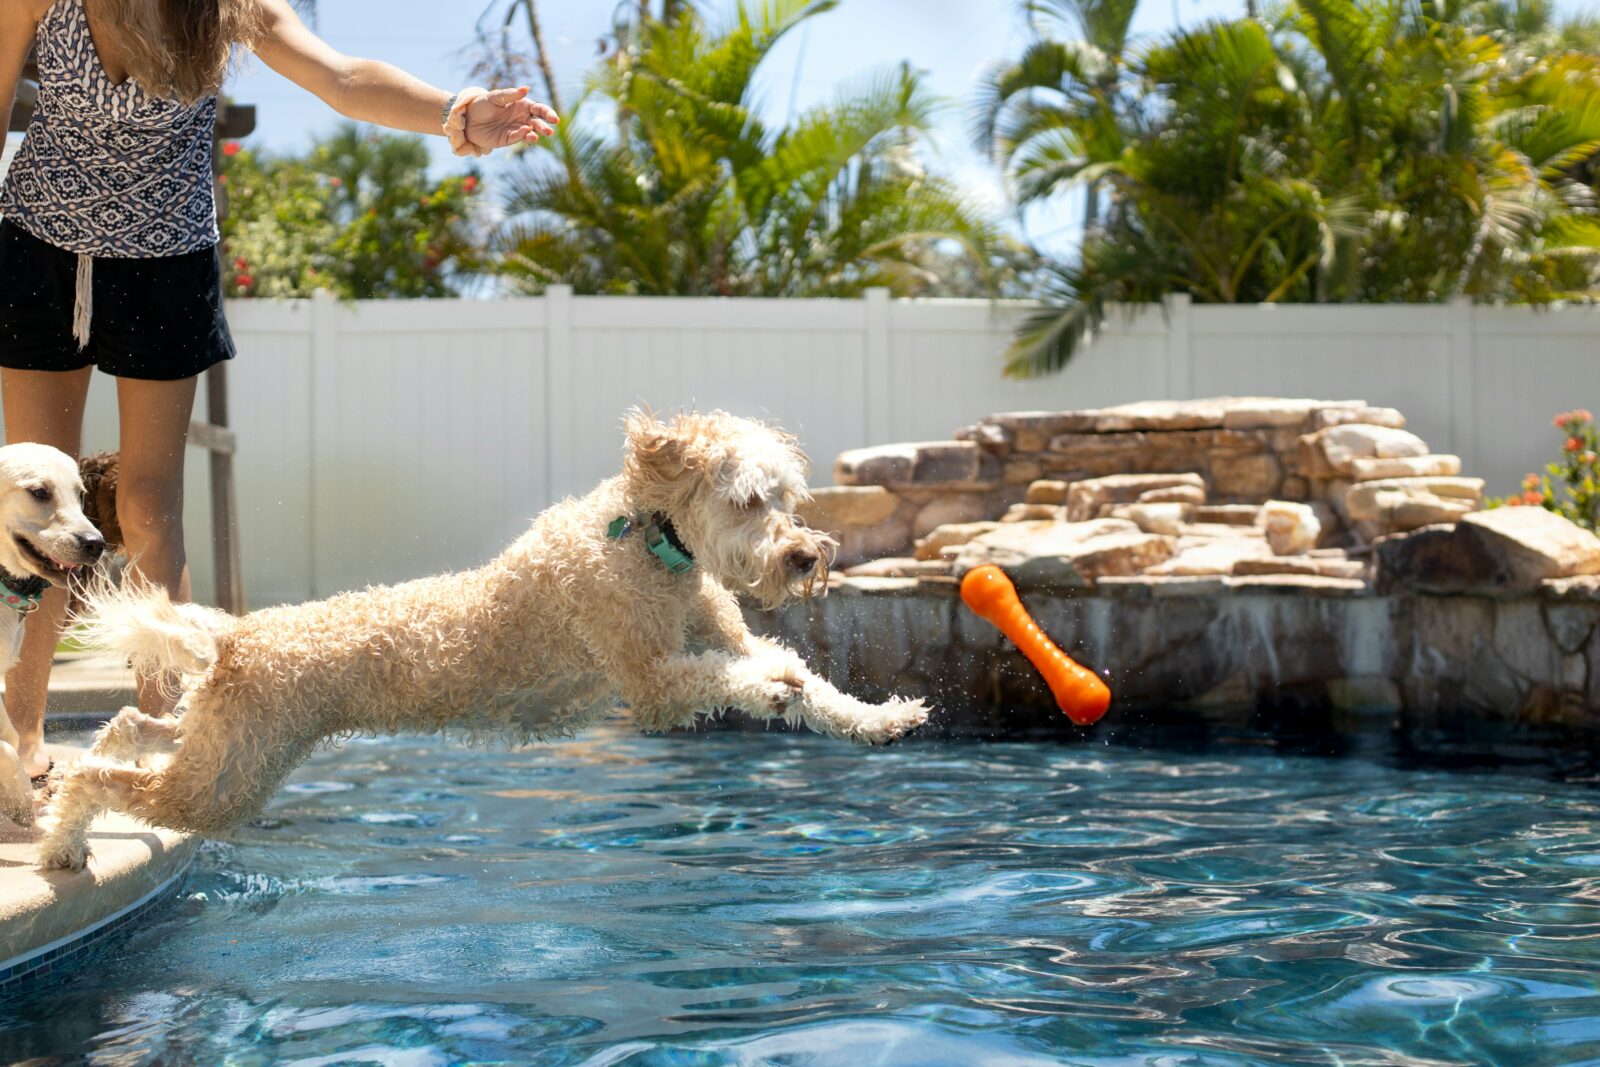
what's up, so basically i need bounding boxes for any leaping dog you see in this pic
[41,411,928,870]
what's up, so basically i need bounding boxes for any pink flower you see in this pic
[1583,451,1599,465]
[329,177,343,188]
[1523,490,1545,505]
[1565,436,1584,453]
[1523,473,1542,490]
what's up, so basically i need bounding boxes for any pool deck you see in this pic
[44,651,137,715]
[0,659,185,997]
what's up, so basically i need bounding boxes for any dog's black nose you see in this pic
[77,533,105,562]
[787,548,819,572]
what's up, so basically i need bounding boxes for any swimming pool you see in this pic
[3,725,1598,1065]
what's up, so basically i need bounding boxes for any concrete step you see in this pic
[0,742,195,995]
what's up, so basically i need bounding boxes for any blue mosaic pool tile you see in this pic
[0,871,187,999]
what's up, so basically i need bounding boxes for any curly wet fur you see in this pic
[40,411,929,870]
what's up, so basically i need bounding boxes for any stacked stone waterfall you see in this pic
[774,397,1600,726]
[809,397,1490,585]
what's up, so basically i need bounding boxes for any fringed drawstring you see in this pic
[72,253,93,350]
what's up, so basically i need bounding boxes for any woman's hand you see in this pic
[452,87,559,157]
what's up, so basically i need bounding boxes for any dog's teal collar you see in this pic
[0,570,44,615]
[607,512,695,575]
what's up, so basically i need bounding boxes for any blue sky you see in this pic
[228,0,1600,258]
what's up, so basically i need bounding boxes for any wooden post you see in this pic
[202,102,256,615]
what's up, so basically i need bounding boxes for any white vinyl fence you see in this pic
[13,288,1595,608]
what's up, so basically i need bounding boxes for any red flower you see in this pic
[329,177,343,188]
[222,141,242,157]
[1565,436,1584,453]
[1523,490,1544,505]
[235,274,254,290]
[462,176,479,194]
[1555,409,1594,428]
[233,257,249,272]
[1522,473,1542,490]
[217,174,228,185]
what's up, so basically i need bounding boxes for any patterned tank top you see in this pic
[0,0,219,258]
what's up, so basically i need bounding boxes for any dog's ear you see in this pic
[623,409,698,497]
[78,451,123,552]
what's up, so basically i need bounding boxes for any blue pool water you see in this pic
[3,726,1599,1065]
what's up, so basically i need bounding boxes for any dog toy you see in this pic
[959,564,1111,725]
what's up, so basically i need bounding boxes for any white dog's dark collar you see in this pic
[606,512,695,575]
[0,570,45,615]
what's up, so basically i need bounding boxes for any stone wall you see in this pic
[812,397,1482,569]
[754,576,1600,734]
[785,397,1600,733]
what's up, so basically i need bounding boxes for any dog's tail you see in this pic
[73,574,231,681]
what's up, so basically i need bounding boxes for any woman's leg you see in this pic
[2,367,93,777]
[115,375,198,715]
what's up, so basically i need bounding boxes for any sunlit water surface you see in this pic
[3,726,1599,1065]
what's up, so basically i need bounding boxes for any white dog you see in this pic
[0,443,107,827]
[40,411,929,869]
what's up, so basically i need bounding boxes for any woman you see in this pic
[0,0,557,788]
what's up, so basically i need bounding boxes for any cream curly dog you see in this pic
[40,411,928,870]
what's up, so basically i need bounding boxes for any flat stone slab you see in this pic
[0,743,195,993]
[1461,508,1600,583]
[45,652,137,715]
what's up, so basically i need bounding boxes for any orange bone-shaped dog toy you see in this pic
[960,564,1112,725]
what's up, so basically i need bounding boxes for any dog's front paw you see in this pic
[729,658,806,718]
[856,696,930,746]
[758,669,806,717]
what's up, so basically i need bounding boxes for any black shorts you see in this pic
[0,219,236,381]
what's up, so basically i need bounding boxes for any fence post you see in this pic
[863,287,892,444]
[544,285,573,502]
[306,288,337,598]
[1162,292,1194,400]
[1446,296,1476,474]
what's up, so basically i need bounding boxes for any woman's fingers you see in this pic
[464,88,559,151]
[485,85,531,106]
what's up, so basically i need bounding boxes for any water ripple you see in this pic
[1,726,1596,1067]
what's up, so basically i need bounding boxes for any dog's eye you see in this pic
[26,486,50,503]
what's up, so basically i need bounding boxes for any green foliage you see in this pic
[494,1,1010,297]
[219,124,485,299]
[1492,409,1600,530]
[977,0,1600,375]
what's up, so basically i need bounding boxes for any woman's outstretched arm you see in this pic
[249,0,557,155]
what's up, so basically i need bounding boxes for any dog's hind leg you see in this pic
[37,757,149,870]
[89,707,182,763]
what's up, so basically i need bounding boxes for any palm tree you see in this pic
[493,0,1003,297]
[997,0,1600,376]
[970,0,1141,236]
